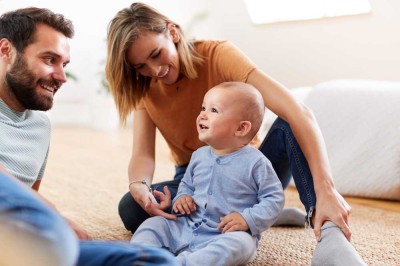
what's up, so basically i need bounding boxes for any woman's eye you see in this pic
[201,106,205,111]
[151,51,161,59]
[211,108,218,113]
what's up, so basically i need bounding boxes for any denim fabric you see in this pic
[259,117,316,217]
[118,165,187,233]
[78,241,177,266]
[0,172,79,266]
[0,172,177,266]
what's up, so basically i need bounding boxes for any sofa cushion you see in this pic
[305,79,400,200]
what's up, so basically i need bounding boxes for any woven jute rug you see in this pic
[41,126,400,265]
[247,192,400,266]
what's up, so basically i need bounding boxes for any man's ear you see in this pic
[235,121,252,137]
[167,23,180,43]
[0,38,14,64]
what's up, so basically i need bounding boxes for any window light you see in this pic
[244,0,371,24]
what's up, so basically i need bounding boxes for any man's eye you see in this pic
[45,57,54,64]
[211,108,218,113]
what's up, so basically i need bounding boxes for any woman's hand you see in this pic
[131,185,176,220]
[173,195,197,215]
[313,188,352,241]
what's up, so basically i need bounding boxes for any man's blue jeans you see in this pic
[0,172,177,266]
[119,117,317,232]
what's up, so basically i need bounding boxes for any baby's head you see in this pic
[197,82,264,153]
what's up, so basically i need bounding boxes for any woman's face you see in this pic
[126,29,180,85]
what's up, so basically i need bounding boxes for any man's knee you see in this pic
[0,216,78,266]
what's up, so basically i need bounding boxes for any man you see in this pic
[0,7,176,266]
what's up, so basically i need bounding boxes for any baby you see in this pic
[131,82,284,265]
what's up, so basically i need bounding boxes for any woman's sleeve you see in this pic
[212,41,258,82]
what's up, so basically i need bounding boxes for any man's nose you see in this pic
[52,66,67,83]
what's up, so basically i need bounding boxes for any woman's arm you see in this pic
[129,109,156,190]
[128,109,176,219]
[247,69,351,241]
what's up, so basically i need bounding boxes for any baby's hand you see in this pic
[217,212,249,233]
[173,195,197,215]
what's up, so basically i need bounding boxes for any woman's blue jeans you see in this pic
[0,172,177,266]
[119,118,317,233]
[259,117,316,222]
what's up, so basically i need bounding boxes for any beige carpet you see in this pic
[41,126,400,266]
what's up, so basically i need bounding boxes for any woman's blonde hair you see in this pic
[106,2,203,123]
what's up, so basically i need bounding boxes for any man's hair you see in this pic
[0,7,74,53]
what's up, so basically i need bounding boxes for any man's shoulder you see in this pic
[23,110,51,129]
[27,110,50,122]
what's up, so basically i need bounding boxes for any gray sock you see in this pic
[312,221,367,266]
[272,207,306,226]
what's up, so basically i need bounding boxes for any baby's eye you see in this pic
[211,108,218,113]
[201,106,205,111]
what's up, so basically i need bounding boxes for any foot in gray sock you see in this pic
[312,221,367,266]
[272,207,306,226]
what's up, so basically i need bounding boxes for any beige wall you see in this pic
[193,0,400,88]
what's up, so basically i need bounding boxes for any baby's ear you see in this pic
[235,121,252,137]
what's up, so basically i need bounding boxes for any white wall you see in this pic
[1,0,399,126]
[197,0,400,88]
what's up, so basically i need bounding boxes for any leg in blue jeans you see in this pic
[0,172,177,266]
[78,241,177,266]
[118,165,187,233]
[259,117,316,223]
[0,172,79,266]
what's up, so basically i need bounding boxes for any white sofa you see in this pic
[261,79,400,201]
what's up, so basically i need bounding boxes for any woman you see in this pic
[106,3,365,264]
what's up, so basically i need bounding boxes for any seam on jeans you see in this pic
[278,124,314,211]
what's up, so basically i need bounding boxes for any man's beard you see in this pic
[5,54,61,111]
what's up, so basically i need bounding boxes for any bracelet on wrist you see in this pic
[129,180,152,193]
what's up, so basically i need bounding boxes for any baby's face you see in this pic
[196,88,243,149]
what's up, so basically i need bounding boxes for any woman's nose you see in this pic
[149,64,161,77]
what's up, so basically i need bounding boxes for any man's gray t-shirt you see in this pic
[0,98,50,186]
